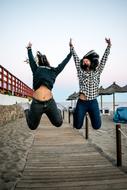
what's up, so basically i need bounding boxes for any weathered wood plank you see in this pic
[16,178,127,188]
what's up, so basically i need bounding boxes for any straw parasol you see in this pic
[121,84,127,92]
[66,91,78,100]
[99,82,124,112]
[99,86,106,110]
[66,92,79,108]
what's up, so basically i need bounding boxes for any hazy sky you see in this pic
[0,0,127,102]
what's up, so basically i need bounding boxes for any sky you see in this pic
[0,0,127,102]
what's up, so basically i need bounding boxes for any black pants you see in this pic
[25,98,63,130]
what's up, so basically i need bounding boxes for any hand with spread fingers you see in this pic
[105,38,112,47]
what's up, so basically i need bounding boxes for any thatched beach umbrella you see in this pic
[103,82,122,94]
[99,82,123,112]
[66,92,78,100]
[99,86,107,110]
[66,92,79,107]
[121,84,127,92]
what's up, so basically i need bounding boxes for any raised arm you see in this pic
[26,42,37,73]
[97,38,111,74]
[69,38,81,73]
[55,51,72,75]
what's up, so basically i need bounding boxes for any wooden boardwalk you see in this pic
[15,115,127,190]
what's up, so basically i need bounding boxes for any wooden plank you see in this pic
[14,115,127,190]
[15,178,127,189]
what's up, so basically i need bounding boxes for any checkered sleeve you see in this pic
[70,47,81,74]
[98,45,111,74]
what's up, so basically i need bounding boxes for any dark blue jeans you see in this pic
[73,98,101,130]
[25,98,63,130]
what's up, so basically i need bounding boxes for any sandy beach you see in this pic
[0,117,35,190]
[0,111,127,190]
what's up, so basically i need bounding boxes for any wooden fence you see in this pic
[0,65,33,98]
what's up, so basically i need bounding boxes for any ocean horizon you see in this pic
[0,94,127,112]
[59,101,127,111]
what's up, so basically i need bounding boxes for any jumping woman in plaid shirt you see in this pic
[69,38,111,129]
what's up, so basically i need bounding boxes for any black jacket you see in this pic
[27,48,72,90]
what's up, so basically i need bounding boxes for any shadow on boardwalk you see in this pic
[14,115,127,190]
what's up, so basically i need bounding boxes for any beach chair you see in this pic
[113,107,127,124]
[113,107,127,166]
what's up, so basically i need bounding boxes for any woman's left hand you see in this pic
[105,38,112,47]
[69,38,73,47]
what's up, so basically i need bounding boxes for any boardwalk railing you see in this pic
[0,65,33,98]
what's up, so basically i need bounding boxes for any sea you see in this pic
[0,94,127,112]
[0,94,29,105]
[59,101,127,111]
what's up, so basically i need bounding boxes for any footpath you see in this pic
[14,115,127,190]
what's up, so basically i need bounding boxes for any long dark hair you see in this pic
[36,51,50,67]
[80,51,99,71]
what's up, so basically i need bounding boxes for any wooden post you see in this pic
[85,113,88,139]
[68,109,71,123]
[113,93,115,113]
[62,110,64,120]
[116,124,122,166]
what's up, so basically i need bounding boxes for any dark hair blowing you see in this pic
[80,51,99,71]
[37,51,50,67]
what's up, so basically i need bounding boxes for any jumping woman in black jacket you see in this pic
[23,42,72,130]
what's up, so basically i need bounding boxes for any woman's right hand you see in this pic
[105,38,112,47]
[69,38,73,47]
[26,42,32,49]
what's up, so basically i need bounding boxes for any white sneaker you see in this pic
[20,102,30,110]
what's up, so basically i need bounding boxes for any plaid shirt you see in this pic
[71,45,111,100]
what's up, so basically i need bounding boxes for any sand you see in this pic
[0,117,35,190]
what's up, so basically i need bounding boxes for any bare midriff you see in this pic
[33,85,53,101]
[79,93,87,100]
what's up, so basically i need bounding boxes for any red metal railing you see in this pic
[0,65,33,98]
